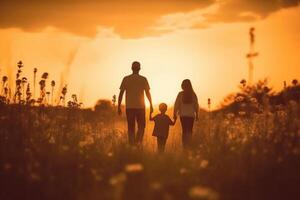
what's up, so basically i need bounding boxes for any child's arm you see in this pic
[149,112,155,121]
[170,116,177,126]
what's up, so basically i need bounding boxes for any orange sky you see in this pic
[0,1,299,108]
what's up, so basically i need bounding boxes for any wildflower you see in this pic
[2,76,8,83]
[200,160,209,169]
[41,72,49,79]
[16,79,22,86]
[226,113,235,119]
[107,152,114,157]
[112,95,116,106]
[292,79,298,86]
[150,182,162,190]
[33,161,40,168]
[49,136,55,144]
[51,80,55,87]
[238,111,246,116]
[208,98,211,107]
[240,79,247,87]
[180,167,188,174]
[292,147,299,155]
[61,145,70,151]
[235,96,244,102]
[17,60,23,68]
[125,163,144,173]
[189,185,219,200]
[30,172,41,182]
[79,136,94,147]
[250,97,257,104]
[277,156,283,163]
[39,80,45,88]
[62,85,67,95]
[109,173,126,186]
[21,77,27,84]
[90,168,102,182]
[3,163,12,170]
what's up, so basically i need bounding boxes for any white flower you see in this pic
[125,163,144,173]
[180,168,188,174]
[200,160,209,169]
[189,185,219,200]
[109,173,126,186]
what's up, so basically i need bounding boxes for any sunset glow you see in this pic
[0,1,299,108]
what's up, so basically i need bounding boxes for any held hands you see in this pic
[150,105,154,114]
[173,114,177,121]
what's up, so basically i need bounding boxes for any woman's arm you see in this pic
[170,117,177,126]
[173,92,181,119]
[194,94,199,120]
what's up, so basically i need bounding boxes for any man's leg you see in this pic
[136,109,146,145]
[126,109,136,146]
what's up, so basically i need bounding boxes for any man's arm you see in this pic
[145,89,153,113]
[118,89,125,115]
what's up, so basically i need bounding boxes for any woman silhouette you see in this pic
[173,79,199,149]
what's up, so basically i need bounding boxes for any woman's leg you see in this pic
[180,117,194,149]
[185,117,194,148]
[180,117,188,149]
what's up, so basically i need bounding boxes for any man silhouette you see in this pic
[118,61,153,146]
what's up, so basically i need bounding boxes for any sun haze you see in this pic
[0,0,299,108]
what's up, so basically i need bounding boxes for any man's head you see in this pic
[131,61,141,73]
[159,103,168,114]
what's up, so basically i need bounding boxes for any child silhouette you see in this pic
[150,103,176,153]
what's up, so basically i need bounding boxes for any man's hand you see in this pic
[150,105,154,114]
[118,106,122,116]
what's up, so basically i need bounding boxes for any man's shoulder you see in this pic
[136,74,147,81]
[123,74,132,80]
[178,91,184,96]
[126,74,148,81]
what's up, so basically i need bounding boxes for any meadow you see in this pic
[0,63,299,200]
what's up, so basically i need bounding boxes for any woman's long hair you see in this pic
[181,79,195,103]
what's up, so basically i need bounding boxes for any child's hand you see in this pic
[150,105,154,114]
[149,112,154,121]
[173,115,177,121]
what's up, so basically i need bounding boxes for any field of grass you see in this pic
[0,81,299,200]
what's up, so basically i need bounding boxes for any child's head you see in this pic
[159,103,168,114]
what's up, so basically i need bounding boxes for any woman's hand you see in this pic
[173,114,177,121]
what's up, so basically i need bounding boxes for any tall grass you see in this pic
[0,77,299,200]
[0,61,82,108]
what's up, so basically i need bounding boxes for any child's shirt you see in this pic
[152,114,173,138]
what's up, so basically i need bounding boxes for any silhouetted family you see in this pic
[118,61,199,152]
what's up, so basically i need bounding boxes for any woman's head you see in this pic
[181,79,192,91]
[181,79,195,103]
